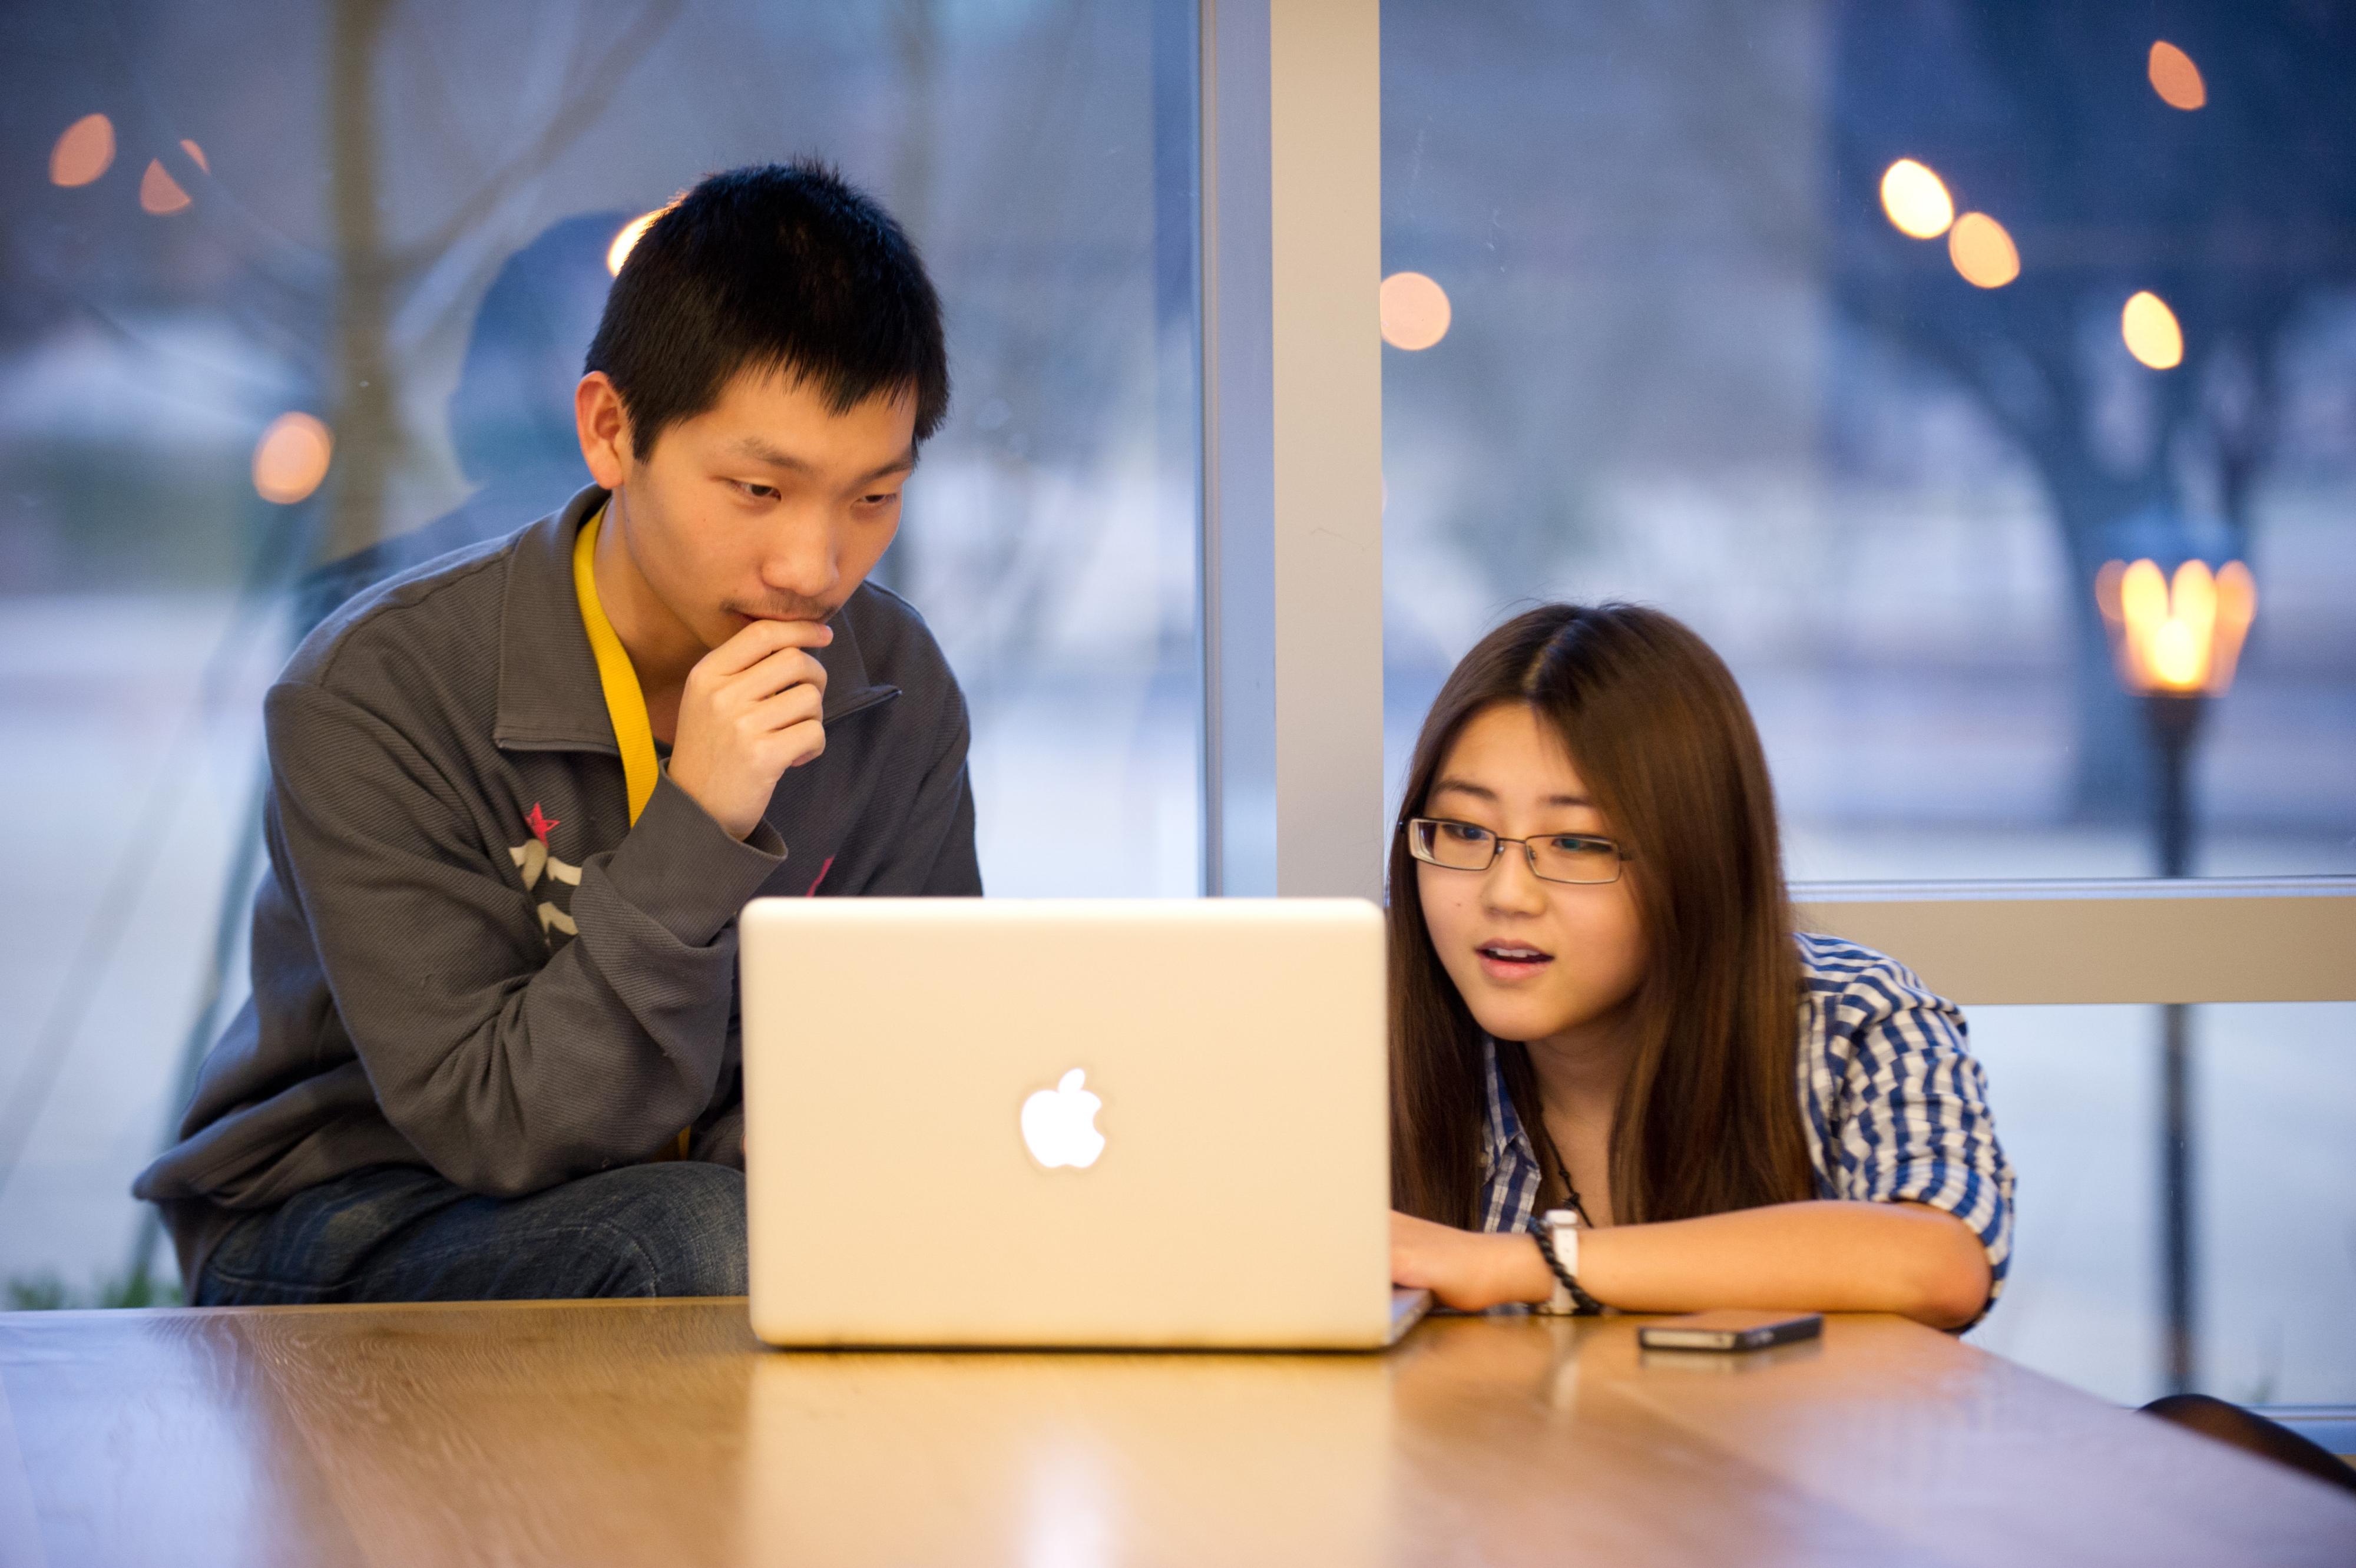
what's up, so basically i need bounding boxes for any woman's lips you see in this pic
[1476,943,1554,983]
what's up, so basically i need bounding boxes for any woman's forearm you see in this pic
[1396,1200,1993,1329]
[1575,1200,1992,1329]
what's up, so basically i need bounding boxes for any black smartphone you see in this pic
[1637,1310,1824,1352]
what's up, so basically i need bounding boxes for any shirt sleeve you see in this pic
[1821,960,2017,1315]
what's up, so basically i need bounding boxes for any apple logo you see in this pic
[1021,1068,1106,1170]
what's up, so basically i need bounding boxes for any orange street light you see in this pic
[49,114,115,187]
[1379,271,1451,350]
[253,412,334,504]
[139,158,192,215]
[2122,291,2183,369]
[2149,41,2206,111]
[1947,212,2019,289]
[1879,158,1953,240]
[2095,557,2255,696]
[2096,553,2255,1394]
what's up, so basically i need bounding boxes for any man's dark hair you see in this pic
[585,161,949,456]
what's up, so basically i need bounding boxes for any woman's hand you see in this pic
[1390,1210,1555,1312]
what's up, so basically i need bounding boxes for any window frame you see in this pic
[1205,0,2352,1005]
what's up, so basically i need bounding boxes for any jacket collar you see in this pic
[492,484,892,755]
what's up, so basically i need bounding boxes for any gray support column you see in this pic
[1200,0,1384,901]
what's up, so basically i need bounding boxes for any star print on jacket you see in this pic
[508,800,584,938]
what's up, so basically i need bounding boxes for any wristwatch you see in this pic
[1533,1208,1604,1315]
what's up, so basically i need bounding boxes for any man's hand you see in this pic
[1390,1210,1553,1312]
[666,618,832,840]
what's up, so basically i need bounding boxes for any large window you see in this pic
[1382,1,2356,1402]
[0,0,1200,1302]
[1380,2,2355,884]
[1965,1001,2356,1405]
[4,0,2347,1418]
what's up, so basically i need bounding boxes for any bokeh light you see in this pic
[607,209,665,276]
[2122,290,2183,369]
[48,114,114,187]
[138,159,191,215]
[253,412,334,504]
[180,138,209,174]
[2099,558,2255,694]
[2148,41,2206,111]
[2148,563,2208,689]
[1379,271,1451,351]
[1878,158,1954,240]
[1947,212,2019,288]
[2209,561,2257,692]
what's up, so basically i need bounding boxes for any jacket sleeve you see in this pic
[266,680,783,1196]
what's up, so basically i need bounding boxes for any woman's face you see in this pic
[1414,702,1647,1047]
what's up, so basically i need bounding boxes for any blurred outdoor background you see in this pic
[1379,0,2355,1407]
[1,0,2349,1410]
[0,0,1203,1310]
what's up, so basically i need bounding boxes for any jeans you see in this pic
[197,1161,748,1305]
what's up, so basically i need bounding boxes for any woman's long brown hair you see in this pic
[1388,604,1815,1228]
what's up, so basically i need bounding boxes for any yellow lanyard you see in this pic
[571,507,660,825]
[573,506,691,1161]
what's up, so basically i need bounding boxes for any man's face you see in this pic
[596,368,918,651]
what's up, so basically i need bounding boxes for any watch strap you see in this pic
[1533,1208,1604,1315]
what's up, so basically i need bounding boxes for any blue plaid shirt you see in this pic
[1478,932,2016,1306]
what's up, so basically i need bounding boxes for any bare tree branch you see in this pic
[386,0,684,280]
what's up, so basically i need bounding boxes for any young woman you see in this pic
[1385,603,2013,1329]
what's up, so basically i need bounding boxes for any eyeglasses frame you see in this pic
[1398,816,1632,886]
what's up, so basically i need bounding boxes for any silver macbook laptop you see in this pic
[739,898,1428,1349]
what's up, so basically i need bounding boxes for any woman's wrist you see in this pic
[1388,1212,1606,1312]
[1489,1231,1559,1308]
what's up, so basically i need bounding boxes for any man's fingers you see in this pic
[696,616,833,679]
[740,683,825,735]
[743,714,826,774]
[695,641,830,711]
[778,717,826,769]
[666,618,837,839]
[725,644,830,704]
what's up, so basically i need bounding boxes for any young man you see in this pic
[134,163,980,1303]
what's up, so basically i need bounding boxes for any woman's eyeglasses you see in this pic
[1401,817,1629,886]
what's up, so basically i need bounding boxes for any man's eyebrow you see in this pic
[723,441,918,487]
[1428,778,1593,808]
[855,446,919,486]
[728,436,814,472]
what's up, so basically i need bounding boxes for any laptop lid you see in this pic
[740,898,1393,1349]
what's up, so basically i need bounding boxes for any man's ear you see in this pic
[575,372,634,490]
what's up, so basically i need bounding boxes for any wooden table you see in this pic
[3,1301,2351,1566]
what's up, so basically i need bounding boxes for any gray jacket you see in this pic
[134,487,981,1285]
